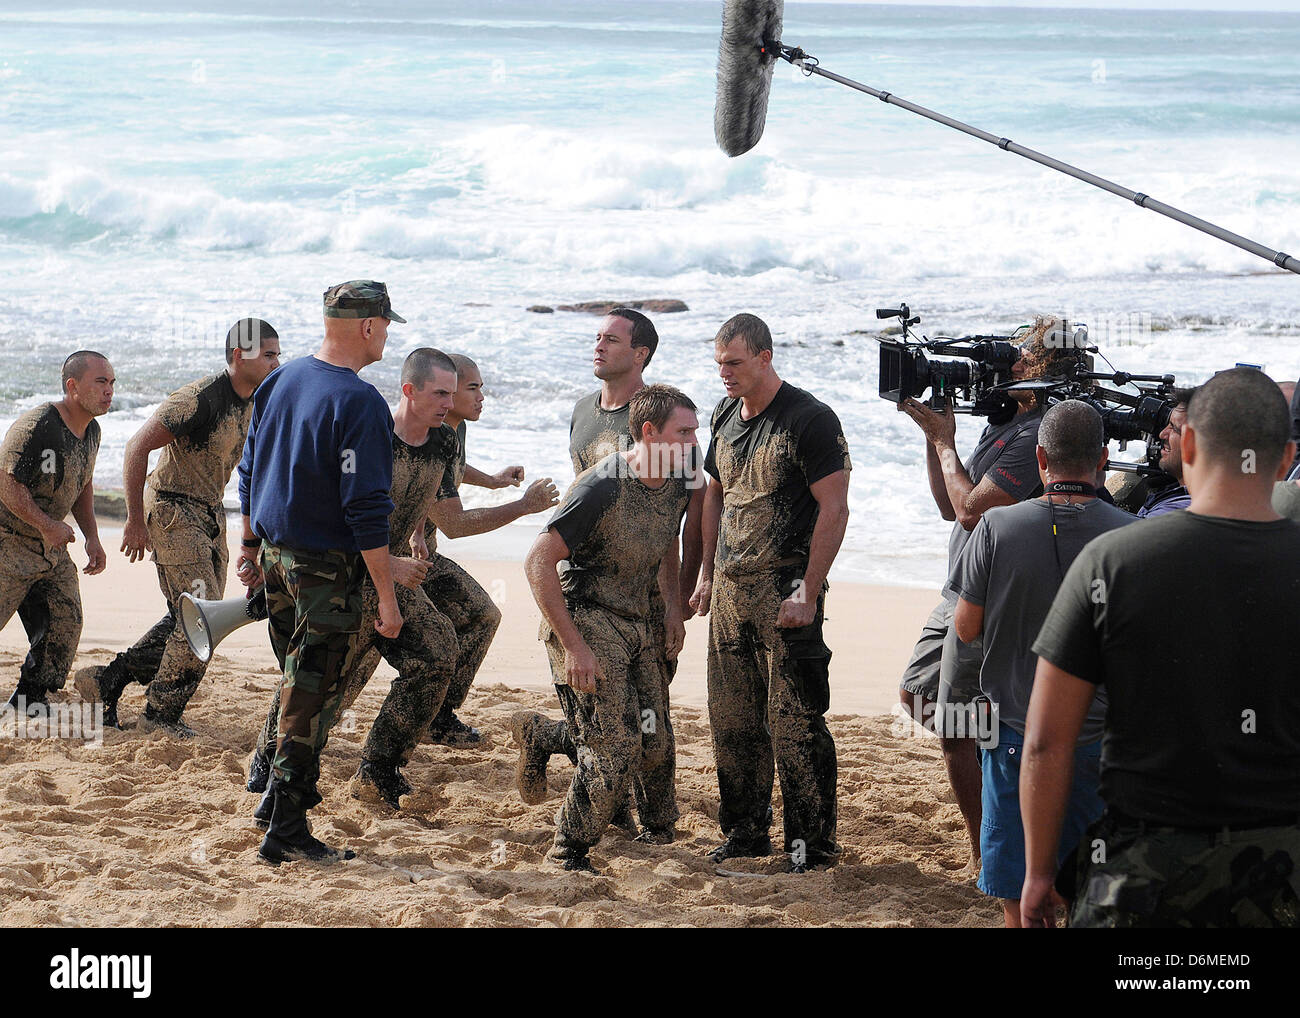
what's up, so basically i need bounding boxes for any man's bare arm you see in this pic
[800,470,850,597]
[70,479,105,574]
[464,463,524,489]
[0,472,68,546]
[428,478,557,540]
[524,529,600,692]
[688,478,723,615]
[658,534,684,661]
[1020,658,1097,928]
[121,416,176,561]
[953,597,985,644]
[678,483,704,618]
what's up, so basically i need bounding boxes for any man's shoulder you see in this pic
[568,454,623,505]
[710,395,739,431]
[4,403,61,449]
[571,389,601,422]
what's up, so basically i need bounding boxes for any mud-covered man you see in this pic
[1,351,112,712]
[248,347,469,812]
[413,352,558,746]
[237,280,403,865]
[690,313,850,872]
[75,319,281,735]
[513,309,703,844]
[525,384,695,872]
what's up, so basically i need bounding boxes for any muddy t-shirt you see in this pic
[570,390,632,474]
[146,370,252,507]
[0,402,100,548]
[704,382,851,578]
[941,408,1044,600]
[546,452,690,620]
[389,425,458,555]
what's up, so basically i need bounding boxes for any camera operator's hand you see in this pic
[900,396,957,448]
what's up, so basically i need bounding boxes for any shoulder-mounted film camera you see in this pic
[876,302,1179,475]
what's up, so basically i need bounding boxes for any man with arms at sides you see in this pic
[897,315,1072,867]
[690,313,851,872]
[1022,368,1300,927]
[951,400,1134,927]
[525,384,694,873]
[237,280,403,865]
[512,309,704,843]
[411,352,559,747]
[75,319,281,735]
[1,351,111,712]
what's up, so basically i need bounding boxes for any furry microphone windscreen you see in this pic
[714,0,784,157]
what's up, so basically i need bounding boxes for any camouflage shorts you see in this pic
[1071,811,1300,928]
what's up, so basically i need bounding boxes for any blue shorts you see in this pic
[977,723,1104,901]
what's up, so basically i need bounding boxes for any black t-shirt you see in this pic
[546,452,690,620]
[569,391,632,475]
[942,409,1044,598]
[435,422,466,502]
[704,382,851,578]
[1033,510,1300,827]
[388,426,458,554]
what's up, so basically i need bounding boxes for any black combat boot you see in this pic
[351,759,408,810]
[246,746,271,794]
[707,833,773,863]
[138,704,195,739]
[258,791,355,866]
[6,678,48,716]
[427,709,481,747]
[252,782,276,830]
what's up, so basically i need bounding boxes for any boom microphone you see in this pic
[710,1,1299,275]
[714,0,783,157]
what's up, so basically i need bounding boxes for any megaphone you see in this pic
[179,587,269,663]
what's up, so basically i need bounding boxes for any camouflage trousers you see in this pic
[256,574,458,769]
[110,494,228,719]
[0,537,82,694]
[1070,810,1300,928]
[421,554,501,719]
[545,603,675,855]
[259,543,365,809]
[707,568,838,861]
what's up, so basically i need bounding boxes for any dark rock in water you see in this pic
[554,299,689,315]
[527,305,554,314]
[464,302,491,307]
[93,490,127,520]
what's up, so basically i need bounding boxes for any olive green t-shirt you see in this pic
[147,370,252,507]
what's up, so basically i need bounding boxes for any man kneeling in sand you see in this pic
[1,352,112,712]
[525,384,693,873]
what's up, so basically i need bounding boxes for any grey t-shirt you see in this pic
[952,496,1135,741]
[1272,480,1300,522]
[942,409,1044,600]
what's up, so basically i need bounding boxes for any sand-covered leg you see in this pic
[706,573,774,860]
[544,613,641,872]
[20,553,84,700]
[631,610,678,841]
[422,554,500,745]
[353,584,456,809]
[766,573,838,871]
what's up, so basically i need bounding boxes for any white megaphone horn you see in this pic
[179,587,269,663]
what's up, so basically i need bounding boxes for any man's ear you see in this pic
[1182,422,1198,469]
[1097,447,1110,472]
[1276,441,1297,481]
[1035,445,1049,471]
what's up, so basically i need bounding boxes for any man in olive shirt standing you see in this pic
[75,319,281,734]
[1,351,112,711]
[691,313,851,872]
[1023,368,1300,927]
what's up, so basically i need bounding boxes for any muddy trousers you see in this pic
[106,496,228,719]
[256,578,458,769]
[0,546,81,695]
[707,569,838,861]
[422,554,501,721]
[546,606,674,856]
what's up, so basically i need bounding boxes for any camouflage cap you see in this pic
[322,280,406,323]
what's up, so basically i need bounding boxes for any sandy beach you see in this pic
[0,526,998,928]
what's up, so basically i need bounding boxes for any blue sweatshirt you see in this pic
[238,356,394,553]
